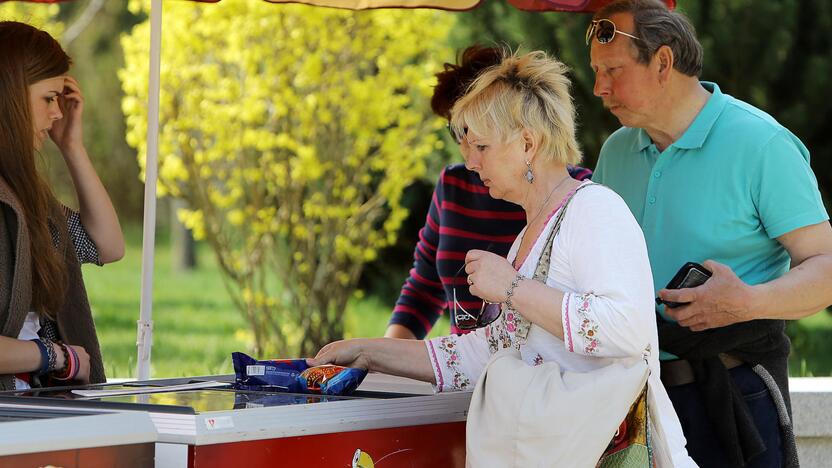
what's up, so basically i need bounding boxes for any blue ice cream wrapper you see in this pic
[232,352,367,396]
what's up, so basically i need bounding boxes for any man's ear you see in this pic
[655,45,674,82]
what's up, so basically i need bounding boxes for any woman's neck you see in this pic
[520,164,572,219]
[512,164,577,270]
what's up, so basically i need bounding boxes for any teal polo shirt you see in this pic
[594,82,828,324]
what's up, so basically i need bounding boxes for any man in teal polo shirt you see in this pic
[588,1,832,467]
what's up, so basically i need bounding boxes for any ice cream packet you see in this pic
[232,352,367,396]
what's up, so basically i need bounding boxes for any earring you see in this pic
[525,161,534,184]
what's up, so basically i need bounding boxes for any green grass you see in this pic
[787,310,832,377]
[84,227,829,378]
[83,227,449,378]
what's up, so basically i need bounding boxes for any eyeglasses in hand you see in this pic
[451,245,503,330]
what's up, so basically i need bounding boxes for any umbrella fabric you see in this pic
[2,0,676,12]
[261,0,648,12]
[261,0,674,12]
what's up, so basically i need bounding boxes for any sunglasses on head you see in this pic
[451,251,502,330]
[447,122,468,145]
[585,18,641,45]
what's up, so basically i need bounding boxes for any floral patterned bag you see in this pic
[596,385,651,467]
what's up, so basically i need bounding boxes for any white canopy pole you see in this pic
[136,0,163,381]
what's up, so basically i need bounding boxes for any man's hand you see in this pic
[659,260,755,331]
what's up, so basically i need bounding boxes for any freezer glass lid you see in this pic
[0,381,399,414]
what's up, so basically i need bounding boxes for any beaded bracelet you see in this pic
[41,336,58,373]
[53,343,73,380]
[30,339,50,376]
[504,274,525,311]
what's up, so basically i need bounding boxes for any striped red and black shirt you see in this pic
[389,164,592,338]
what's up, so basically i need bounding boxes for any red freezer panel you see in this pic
[0,442,154,468]
[189,421,466,467]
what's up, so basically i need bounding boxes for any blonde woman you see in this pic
[310,51,694,467]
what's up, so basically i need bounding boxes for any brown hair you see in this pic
[595,0,703,77]
[0,21,72,317]
[431,45,504,120]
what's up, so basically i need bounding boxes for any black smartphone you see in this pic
[655,262,712,308]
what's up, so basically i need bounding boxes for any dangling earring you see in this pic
[525,160,534,184]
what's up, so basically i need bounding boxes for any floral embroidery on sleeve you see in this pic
[575,293,600,355]
[436,336,471,390]
[485,311,519,353]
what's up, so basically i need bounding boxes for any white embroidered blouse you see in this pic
[424,181,696,467]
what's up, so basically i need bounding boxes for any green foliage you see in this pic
[787,310,832,377]
[0,3,63,36]
[120,0,453,355]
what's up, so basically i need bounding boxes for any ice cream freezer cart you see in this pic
[0,404,156,467]
[0,373,471,467]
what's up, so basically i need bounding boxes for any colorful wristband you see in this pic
[30,339,50,376]
[67,345,80,381]
[53,343,73,380]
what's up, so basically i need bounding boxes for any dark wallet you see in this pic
[655,262,712,308]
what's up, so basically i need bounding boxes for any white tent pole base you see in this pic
[136,319,154,379]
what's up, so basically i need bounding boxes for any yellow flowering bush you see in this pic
[121,0,452,355]
[0,3,63,37]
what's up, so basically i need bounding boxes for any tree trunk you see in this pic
[171,198,197,271]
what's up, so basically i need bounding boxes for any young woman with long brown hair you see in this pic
[0,21,124,390]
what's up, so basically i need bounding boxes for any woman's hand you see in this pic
[308,338,436,384]
[465,249,517,303]
[49,76,85,154]
[307,339,371,370]
[70,345,91,384]
[48,76,125,264]
[50,343,90,382]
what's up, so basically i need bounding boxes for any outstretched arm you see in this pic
[50,76,124,264]
[308,338,435,384]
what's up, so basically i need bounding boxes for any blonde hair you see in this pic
[450,50,582,165]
